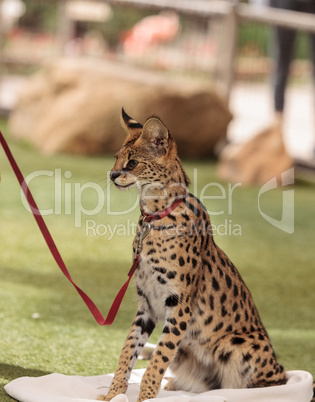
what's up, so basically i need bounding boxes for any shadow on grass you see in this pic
[0,364,51,402]
[0,363,50,382]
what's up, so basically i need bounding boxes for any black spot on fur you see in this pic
[242,366,251,376]
[157,276,167,285]
[172,327,181,336]
[168,318,177,325]
[203,259,212,274]
[241,288,247,302]
[209,295,214,310]
[243,352,252,362]
[261,358,268,368]
[231,337,246,345]
[185,199,200,217]
[225,274,232,288]
[219,350,232,363]
[217,266,223,277]
[214,322,224,332]
[212,277,220,291]
[204,315,213,325]
[147,248,156,255]
[258,333,265,341]
[154,267,167,274]
[221,306,228,317]
[166,271,177,279]
[135,317,155,335]
[180,321,187,331]
[165,295,178,307]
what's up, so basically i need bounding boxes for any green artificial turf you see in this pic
[0,123,314,401]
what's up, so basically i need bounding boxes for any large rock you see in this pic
[217,124,293,185]
[9,58,231,157]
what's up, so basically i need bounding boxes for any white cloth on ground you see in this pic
[4,368,313,402]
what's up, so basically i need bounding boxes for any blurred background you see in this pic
[0,1,314,401]
[1,0,315,184]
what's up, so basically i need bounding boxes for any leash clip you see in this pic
[135,216,152,257]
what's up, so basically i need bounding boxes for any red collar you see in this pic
[141,194,187,222]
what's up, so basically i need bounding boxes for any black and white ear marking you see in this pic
[142,117,169,152]
[121,108,143,135]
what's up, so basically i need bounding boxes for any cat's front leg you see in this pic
[137,301,191,402]
[97,310,156,401]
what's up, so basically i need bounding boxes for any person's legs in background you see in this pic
[270,0,298,126]
[304,2,315,155]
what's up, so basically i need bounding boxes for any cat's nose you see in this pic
[110,170,121,181]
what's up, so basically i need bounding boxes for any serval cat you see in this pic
[97,109,287,401]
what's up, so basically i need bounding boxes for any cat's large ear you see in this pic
[121,108,143,136]
[141,117,169,154]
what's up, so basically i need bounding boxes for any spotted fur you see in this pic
[97,110,287,402]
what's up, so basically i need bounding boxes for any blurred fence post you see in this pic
[0,0,4,114]
[57,0,74,55]
[218,0,240,103]
[0,0,3,52]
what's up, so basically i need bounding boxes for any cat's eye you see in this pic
[126,159,138,169]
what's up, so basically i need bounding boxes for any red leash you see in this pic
[0,130,184,325]
[0,130,138,325]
